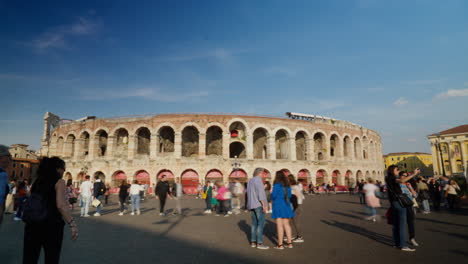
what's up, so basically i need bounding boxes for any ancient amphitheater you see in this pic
[40,112,384,194]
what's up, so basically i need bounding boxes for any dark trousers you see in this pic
[105,194,109,205]
[430,193,440,210]
[217,199,228,215]
[447,194,457,209]
[119,196,127,212]
[23,222,64,264]
[359,193,365,204]
[406,207,415,240]
[205,196,212,210]
[158,195,167,213]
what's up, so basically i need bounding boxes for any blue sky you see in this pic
[1,0,468,153]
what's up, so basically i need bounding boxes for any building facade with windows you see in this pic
[39,112,385,194]
[383,152,433,176]
[428,125,468,176]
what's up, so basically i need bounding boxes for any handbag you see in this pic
[92,198,101,208]
[397,194,414,207]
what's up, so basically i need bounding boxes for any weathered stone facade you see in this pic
[40,112,385,191]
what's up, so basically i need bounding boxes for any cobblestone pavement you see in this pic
[1,194,467,264]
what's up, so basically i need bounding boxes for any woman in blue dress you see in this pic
[271,171,295,249]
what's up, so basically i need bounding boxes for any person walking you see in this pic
[23,157,78,264]
[271,171,295,250]
[14,181,28,221]
[79,176,93,217]
[428,178,441,210]
[417,178,430,214]
[363,178,380,222]
[118,180,129,216]
[93,176,106,216]
[215,181,230,217]
[0,145,12,226]
[438,176,449,208]
[129,180,142,215]
[172,178,183,215]
[155,175,171,216]
[246,168,269,250]
[104,183,110,205]
[288,174,305,243]
[203,181,213,214]
[386,165,420,252]
[358,180,365,204]
[264,181,272,213]
[444,180,460,210]
[66,179,77,211]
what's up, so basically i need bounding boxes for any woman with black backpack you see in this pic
[23,157,78,264]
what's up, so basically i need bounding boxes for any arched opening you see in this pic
[94,171,106,183]
[158,126,175,153]
[372,171,377,179]
[345,170,353,187]
[112,171,126,193]
[330,134,339,158]
[182,126,199,157]
[314,133,325,160]
[260,169,271,183]
[343,136,351,158]
[157,169,175,186]
[362,136,369,160]
[65,134,75,158]
[275,129,289,159]
[135,170,150,185]
[298,169,310,191]
[181,169,199,195]
[136,127,151,155]
[356,170,364,182]
[206,169,223,182]
[295,131,307,160]
[354,137,361,159]
[229,121,246,140]
[114,128,129,158]
[77,172,85,185]
[316,169,327,190]
[64,172,72,182]
[57,137,64,157]
[230,142,246,158]
[365,171,371,180]
[206,126,223,156]
[80,132,90,157]
[253,128,268,159]
[229,169,247,183]
[96,130,108,157]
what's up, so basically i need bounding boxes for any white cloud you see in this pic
[435,89,468,99]
[32,16,98,51]
[393,97,409,106]
[79,87,210,102]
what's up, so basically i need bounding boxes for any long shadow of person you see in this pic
[321,219,393,246]
[238,219,277,245]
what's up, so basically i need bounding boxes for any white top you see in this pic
[80,181,93,197]
[130,184,143,195]
[363,183,378,197]
[444,185,459,195]
[233,182,244,195]
[292,185,305,204]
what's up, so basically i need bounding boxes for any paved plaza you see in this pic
[1,194,467,264]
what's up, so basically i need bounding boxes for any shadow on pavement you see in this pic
[237,219,278,245]
[337,200,362,205]
[321,220,393,246]
[450,249,468,257]
[329,211,363,220]
[416,217,468,227]
[426,228,468,241]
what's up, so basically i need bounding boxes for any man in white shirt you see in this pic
[172,178,183,215]
[80,175,93,217]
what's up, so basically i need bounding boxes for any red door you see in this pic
[181,170,199,195]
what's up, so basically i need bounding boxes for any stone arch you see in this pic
[230,142,246,158]
[206,169,223,181]
[228,120,248,141]
[182,126,199,157]
[206,125,223,156]
[362,136,369,159]
[330,133,340,158]
[94,171,106,182]
[365,171,371,180]
[112,170,126,189]
[156,170,175,185]
[229,169,248,182]
[295,131,308,161]
[96,129,108,157]
[135,170,150,185]
[158,126,175,153]
[57,136,64,157]
[332,170,341,185]
[281,168,292,176]
[136,127,151,155]
[372,170,377,179]
[345,170,353,187]
[356,170,364,181]
[65,134,76,158]
[181,169,199,194]
[253,127,269,159]
[80,131,90,157]
[354,137,362,159]
[64,172,72,182]
[316,169,328,186]
[114,128,129,158]
[343,135,352,158]
[297,169,310,190]
[275,129,290,160]
[313,132,326,160]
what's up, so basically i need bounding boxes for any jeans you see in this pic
[447,194,457,209]
[95,195,103,214]
[391,201,408,248]
[359,193,365,204]
[205,195,212,210]
[80,195,91,216]
[291,205,303,237]
[16,197,26,218]
[250,206,266,244]
[23,222,64,264]
[119,196,127,213]
[406,207,415,239]
[131,195,140,212]
[421,199,430,212]
[367,206,377,217]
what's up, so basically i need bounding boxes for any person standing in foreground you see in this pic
[129,180,142,215]
[363,178,380,222]
[118,180,129,216]
[203,181,213,214]
[93,176,106,216]
[288,174,305,243]
[416,178,430,214]
[23,157,78,264]
[386,165,420,252]
[79,176,93,217]
[271,171,295,250]
[444,180,460,210]
[0,145,12,226]
[358,180,365,204]
[247,168,269,250]
[172,177,183,215]
[155,175,172,216]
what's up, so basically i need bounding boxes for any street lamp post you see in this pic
[231,155,241,179]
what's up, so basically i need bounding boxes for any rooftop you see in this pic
[384,152,432,157]
[435,124,468,136]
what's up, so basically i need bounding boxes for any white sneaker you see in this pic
[94,213,101,217]
[159,213,165,216]
[118,212,124,216]
[224,214,230,217]
[13,217,22,221]
[401,247,416,252]
[410,239,419,246]
[130,212,135,216]
[137,210,141,215]
[83,214,90,217]
[228,211,233,215]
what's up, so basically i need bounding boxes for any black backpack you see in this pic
[22,192,48,224]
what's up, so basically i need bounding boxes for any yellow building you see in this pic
[383,152,433,176]
[428,124,468,176]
